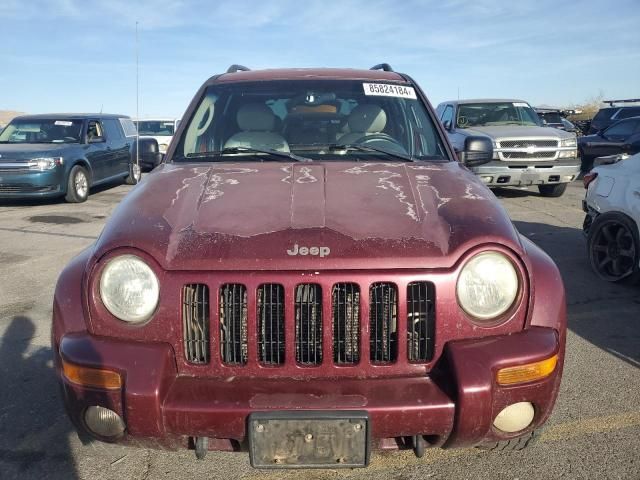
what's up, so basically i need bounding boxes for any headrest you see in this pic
[237,103,276,131]
[348,104,387,133]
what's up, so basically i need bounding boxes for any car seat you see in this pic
[224,104,290,152]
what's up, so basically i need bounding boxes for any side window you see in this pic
[605,120,637,137]
[87,120,105,142]
[441,105,454,126]
[616,107,640,120]
[103,119,123,141]
[119,118,137,137]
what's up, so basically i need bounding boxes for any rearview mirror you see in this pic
[459,136,493,167]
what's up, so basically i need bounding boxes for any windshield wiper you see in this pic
[186,146,311,162]
[328,143,415,162]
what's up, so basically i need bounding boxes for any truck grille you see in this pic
[499,139,558,148]
[180,280,435,369]
[182,284,210,364]
[503,151,556,159]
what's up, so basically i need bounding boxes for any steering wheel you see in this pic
[352,133,409,154]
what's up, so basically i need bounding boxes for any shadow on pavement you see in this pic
[0,316,78,479]
[514,220,640,368]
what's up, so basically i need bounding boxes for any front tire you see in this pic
[538,183,568,197]
[125,162,141,185]
[587,212,640,283]
[64,165,89,203]
[477,429,541,452]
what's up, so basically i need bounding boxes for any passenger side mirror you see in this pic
[443,120,452,131]
[459,136,493,167]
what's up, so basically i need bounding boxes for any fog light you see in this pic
[562,175,575,182]
[480,176,493,183]
[84,406,125,438]
[493,402,535,433]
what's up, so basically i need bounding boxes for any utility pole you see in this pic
[135,21,140,171]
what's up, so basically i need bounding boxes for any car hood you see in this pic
[0,143,78,159]
[464,125,571,139]
[94,161,522,271]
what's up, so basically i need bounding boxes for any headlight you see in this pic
[99,255,159,323]
[30,157,63,171]
[159,143,168,153]
[456,251,519,321]
[560,137,577,148]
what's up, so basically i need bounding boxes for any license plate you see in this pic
[520,171,540,185]
[248,411,369,468]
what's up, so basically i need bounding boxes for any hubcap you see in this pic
[75,171,88,197]
[133,164,141,180]
[592,221,636,280]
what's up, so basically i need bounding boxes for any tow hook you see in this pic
[195,436,208,460]
[412,435,426,458]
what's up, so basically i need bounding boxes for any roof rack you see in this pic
[370,63,394,72]
[226,64,251,73]
[604,98,640,106]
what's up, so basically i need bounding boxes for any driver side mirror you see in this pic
[443,120,452,131]
[459,136,493,167]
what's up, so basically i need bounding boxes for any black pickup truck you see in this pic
[0,113,161,202]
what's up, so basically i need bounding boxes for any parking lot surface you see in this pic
[0,179,638,480]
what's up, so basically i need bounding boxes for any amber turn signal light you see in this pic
[496,354,558,386]
[62,359,122,390]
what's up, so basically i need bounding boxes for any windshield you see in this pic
[539,112,563,124]
[0,118,83,144]
[137,120,175,136]
[456,102,541,127]
[175,80,448,162]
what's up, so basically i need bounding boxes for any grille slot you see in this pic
[295,284,323,365]
[499,139,558,148]
[182,284,210,364]
[503,151,556,159]
[219,284,248,365]
[369,283,398,364]
[407,282,435,362]
[332,283,360,365]
[257,284,285,365]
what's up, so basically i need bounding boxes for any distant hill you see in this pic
[0,110,24,125]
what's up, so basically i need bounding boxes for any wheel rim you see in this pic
[133,164,141,181]
[75,171,88,197]
[591,220,637,281]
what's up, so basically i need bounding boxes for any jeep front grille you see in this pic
[295,284,323,365]
[332,283,360,365]
[257,284,285,365]
[498,139,558,148]
[180,279,435,371]
[407,282,435,362]
[219,284,248,365]
[182,284,210,364]
[369,283,398,364]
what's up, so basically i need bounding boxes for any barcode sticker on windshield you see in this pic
[55,121,73,126]
[363,83,417,99]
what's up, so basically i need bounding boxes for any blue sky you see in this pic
[1,0,639,118]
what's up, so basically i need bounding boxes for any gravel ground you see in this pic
[0,178,638,480]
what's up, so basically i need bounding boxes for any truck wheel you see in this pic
[65,165,89,203]
[537,183,568,197]
[125,162,141,185]
[587,212,640,284]
[477,429,541,452]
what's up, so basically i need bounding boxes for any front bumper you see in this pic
[471,160,580,187]
[0,169,65,198]
[56,327,563,452]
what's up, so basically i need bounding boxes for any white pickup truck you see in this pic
[135,118,180,155]
[436,99,580,197]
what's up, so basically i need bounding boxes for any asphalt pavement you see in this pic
[0,178,638,480]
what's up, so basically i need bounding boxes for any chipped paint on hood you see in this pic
[95,161,522,271]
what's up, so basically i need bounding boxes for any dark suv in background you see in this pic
[588,99,640,134]
[0,113,161,202]
[578,116,640,171]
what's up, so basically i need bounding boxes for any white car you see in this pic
[135,118,179,154]
[583,153,640,283]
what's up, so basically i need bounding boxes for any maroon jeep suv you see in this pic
[52,64,566,468]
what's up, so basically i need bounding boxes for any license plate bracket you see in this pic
[248,411,370,469]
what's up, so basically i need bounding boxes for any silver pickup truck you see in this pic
[436,99,580,197]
